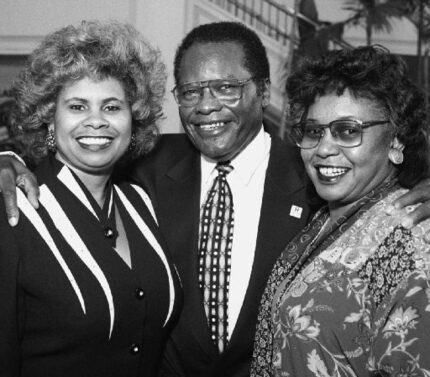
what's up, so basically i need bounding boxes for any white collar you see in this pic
[200,127,271,186]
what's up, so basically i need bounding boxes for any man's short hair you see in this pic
[173,21,270,85]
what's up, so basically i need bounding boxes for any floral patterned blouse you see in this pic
[252,184,430,377]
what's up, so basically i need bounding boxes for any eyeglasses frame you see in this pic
[290,119,390,149]
[171,76,256,107]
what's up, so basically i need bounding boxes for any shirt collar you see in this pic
[200,126,271,186]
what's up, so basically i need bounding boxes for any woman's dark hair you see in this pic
[12,20,166,165]
[286,45,429,188]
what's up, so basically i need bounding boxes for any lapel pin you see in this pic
[289,205,303,219]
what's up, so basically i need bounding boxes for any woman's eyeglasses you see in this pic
[172,77,255,107]
[290,119,390,149]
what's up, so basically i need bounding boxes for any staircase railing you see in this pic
[207,0,352,50]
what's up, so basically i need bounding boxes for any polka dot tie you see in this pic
[198,162,234,353]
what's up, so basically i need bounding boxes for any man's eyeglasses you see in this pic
[290,119,390,149]
[171,77,255,107]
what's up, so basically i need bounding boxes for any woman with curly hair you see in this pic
[0,20,181,377]
[251,45,430,376]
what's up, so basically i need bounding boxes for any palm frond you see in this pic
[342,0,407,32]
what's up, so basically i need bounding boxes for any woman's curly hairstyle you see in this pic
[12,20,166,165]
[286,45,430,188]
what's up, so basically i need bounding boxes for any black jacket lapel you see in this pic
[157,150,218,356]
[227,136,311,353]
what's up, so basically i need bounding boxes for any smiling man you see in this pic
[135,22,312,377]
[175,41,266,162]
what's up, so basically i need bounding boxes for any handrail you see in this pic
[207,0,352,49]
[211,0,294,45]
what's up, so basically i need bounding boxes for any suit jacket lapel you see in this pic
[255,136,310,263]
[228,136,311,350]
[156,149,218,356]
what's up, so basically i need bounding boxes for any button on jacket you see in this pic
[0,156,182,377]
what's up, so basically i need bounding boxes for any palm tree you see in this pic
[401,0,430,82]
[343,0,406,45]
[400,0,430,118]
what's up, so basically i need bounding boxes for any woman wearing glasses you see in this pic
[251,45,430,377]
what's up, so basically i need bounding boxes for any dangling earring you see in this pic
[128,132,137,154]
[389,148,404,165]
[45,129,56,152]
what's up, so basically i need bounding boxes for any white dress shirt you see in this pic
[200,127,271,338]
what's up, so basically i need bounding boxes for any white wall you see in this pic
[135,0,186,133]
[0,0,136,53]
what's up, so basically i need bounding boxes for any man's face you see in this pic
[176,42,269,161]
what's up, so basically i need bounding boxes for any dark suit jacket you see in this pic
[0,156,181,377]
[132,131,312,377]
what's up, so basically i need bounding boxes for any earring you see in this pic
[128,132,137,154]
[389,148,404,165]
[45,129,56,152]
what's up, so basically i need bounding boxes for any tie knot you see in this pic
[216,162,233,175]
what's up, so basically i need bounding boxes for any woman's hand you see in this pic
[387,178,430,241]
[0,156,39,226]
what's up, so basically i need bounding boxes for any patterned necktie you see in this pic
[198,162,234,353]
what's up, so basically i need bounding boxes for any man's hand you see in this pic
[0,156,39,226]
[387,178,430,241]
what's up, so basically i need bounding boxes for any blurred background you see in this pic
[0,0,428,148]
